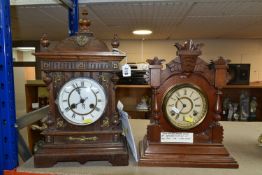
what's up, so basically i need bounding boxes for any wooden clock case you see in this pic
[33,11,129,167]
[139,40,238,168]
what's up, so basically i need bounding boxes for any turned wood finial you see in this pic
[146,57,165,65]
[79,9,91,32]
[111,34,120,49]
[40,33,50,49]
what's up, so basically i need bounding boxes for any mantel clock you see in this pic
[139,40,238,168]
[34,10,129,167]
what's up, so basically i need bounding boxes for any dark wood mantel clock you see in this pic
[139,40,238,168]
[34,10,128,167]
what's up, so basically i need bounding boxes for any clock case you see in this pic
[33,11,128,167]
[139,40,238,168]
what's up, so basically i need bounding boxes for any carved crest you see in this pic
[174,40,203,73]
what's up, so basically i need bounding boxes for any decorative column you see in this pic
[214,57,228,121]
[146,57,164,124]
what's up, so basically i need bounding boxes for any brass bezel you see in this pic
[162,83,208,130]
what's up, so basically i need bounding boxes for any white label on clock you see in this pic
[161,132,193,143]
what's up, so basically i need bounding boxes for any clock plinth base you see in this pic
[139,136,238,168]
[34,138,129,168]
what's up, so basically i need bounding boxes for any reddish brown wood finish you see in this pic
[139,136,238,168]
[139,40,238,168]
[34,12,128,167]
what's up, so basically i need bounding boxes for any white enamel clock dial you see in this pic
[57,77,107,125]
[163,84,208,130]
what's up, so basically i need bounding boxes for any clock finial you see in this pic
[111,34,120,51]
[40,33,50,49]
[79,9,91,33]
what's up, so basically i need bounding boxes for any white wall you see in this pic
[105,39,262,82]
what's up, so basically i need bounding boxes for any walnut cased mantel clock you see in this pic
[139,40,238,168]
[33,10,128,167]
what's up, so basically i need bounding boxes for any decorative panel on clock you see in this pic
[33,10,129,167]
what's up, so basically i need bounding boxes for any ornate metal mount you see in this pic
[68,136,98,142]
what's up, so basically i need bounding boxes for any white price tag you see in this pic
[161,132,193,143]
[32,103,39,109]
[122,64,131,77]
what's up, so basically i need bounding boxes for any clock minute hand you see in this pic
[175,95,186,108]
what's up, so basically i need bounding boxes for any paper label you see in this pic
[32,103,39,109]
[161,132,193,143]
[171,106,180,114]
[122,64,131,77]
[83,118,93,124]
[184,116,194,123]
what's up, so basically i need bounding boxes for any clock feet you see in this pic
[109,154,129,166]
[34,158,57,168]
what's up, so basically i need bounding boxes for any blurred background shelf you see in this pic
[116,85,151,119]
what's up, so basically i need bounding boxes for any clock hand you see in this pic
[79,97,88,109]
[76,87,81,95]
[70,97,88,109]
[175,96,186,108]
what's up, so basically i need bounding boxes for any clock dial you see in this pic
[163,84,208,130]
[57,77,107,126]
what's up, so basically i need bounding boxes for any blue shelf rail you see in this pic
[0,0,78,174]
[63,0,79,36]
[0,0,18,175]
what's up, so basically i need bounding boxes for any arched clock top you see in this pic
[139,40,238,168]
[146,40,229,87]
